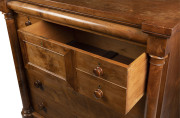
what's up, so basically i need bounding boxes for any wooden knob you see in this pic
[38,102,45,111]
[94,89,103,99]
[93,66,103,76]
[25,20,32,26]
[34,80,42,88]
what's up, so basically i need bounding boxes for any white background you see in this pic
[0,13,22,117]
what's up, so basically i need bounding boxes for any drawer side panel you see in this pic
[126,53,148,113]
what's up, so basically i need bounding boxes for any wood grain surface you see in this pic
[8,1,150,44]
[17,20,148,115]
[16,0,180,36]
[1,0,179,118]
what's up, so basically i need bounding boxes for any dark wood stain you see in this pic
[0,0,180,118]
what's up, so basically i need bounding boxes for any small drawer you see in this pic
[75,51,147,88]
[18,21,74,82]
[76,68,145,114]
[76,69,126,112]
[18,21,74,55]
[31,93,76,118]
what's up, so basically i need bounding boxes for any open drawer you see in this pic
[18,21,75,86]
[18,21,148,114]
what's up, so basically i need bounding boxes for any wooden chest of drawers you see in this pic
[0,0,180,118]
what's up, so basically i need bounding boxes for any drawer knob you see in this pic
[25,20,32,26]
[93,66,103,77]
[38,102,46,111]
[34,80,42,88]
[25,17,32,26]
[94,89,103,99]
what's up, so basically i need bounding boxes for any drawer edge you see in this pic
[126,53,148,113]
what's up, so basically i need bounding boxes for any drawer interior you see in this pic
[67,40,133,65]
[20,21,146,65]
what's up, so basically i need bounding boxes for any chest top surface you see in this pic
[17,0,180,35]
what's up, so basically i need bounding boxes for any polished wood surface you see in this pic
[75,49,147,88]
[18,22,73,54]
[0,0,3,11]
[126,53,148,113]
[17,0,180,36]
[26,63,146,118]
[18,21,77,89]
[4,12,33,118]
[17,20,147,115]
[0,0,10,13]
[159,23,180,118]
[32,112,44,118]
[15,14,40,29]
[0,0,180,118]
[26,64,123,118]
[74,30,146,59]
[25,43,68,78]
[8,1,150,44]
[145,56,167,118]
[76,65,147,114]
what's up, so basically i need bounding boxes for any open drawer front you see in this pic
[18,21,148,114]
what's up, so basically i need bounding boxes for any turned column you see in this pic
[4,12,33,118]
[145,55,168,118]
